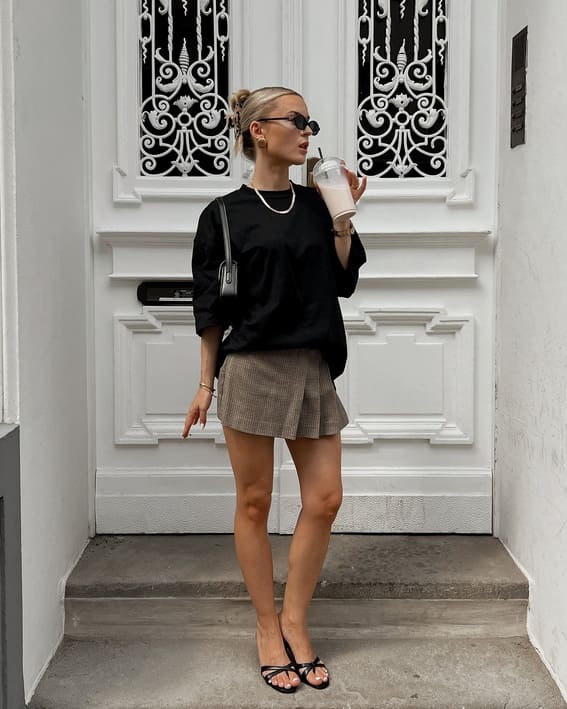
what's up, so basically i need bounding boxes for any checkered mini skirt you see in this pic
[217,348,349,440]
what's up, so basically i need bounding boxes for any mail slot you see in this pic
[137,280,194,306]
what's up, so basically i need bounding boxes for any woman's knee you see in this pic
[303,488,343,523]
[236,486,273,525]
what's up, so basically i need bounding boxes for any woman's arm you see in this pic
[182,324,223,438]
[183,199,228,438]
[333,219,354,269]
[199,325,223,389]
[332,168,367,269]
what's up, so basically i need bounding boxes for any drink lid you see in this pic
[313,157,342,175]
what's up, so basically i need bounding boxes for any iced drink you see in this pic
[312,157,356,222]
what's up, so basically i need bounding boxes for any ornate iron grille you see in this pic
[357,0,448,179]
[138,0,230,177]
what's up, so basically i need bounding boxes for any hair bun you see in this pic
[228,89,250,138]
[230,89,251,112]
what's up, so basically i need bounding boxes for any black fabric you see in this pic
[191,182,367,380]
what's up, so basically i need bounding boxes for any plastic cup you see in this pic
[312,157,356,222]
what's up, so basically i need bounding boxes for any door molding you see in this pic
[340,0,474,206]
[340,308,474,445]
[113,0,250,203]
[95,463,492,534]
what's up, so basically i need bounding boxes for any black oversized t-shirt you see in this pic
[191,182,367,380]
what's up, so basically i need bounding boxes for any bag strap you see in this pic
[215,197,233,283]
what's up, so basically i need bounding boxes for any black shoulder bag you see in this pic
[215,197,238,298]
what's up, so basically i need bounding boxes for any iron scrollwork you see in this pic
[138,0,230,178]
[357,0,448,179]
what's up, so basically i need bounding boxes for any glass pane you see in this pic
[357,0,448,179]
[139,0,230,177]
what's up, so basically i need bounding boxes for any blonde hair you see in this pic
[228,86,301,161]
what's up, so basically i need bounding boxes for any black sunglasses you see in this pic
[256,114,320,135]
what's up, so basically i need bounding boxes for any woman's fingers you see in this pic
[181,410,195,438]
[354,175,367,200]
[344,167,357,187]
[182,404,200,438]
[182,391,214,438]
[344,168,367,202]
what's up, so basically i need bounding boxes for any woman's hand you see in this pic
[343,166,367,204]
[181,387,214,438]
[313,163,367,205]
[326,164,367,233]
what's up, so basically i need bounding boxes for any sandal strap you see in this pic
[261,662,296,682]
[296,656,327,676]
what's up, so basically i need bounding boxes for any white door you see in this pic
[91,0,498,534]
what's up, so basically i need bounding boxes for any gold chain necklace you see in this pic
[250,180,296,215]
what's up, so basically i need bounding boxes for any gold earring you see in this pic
[257,136,267,148]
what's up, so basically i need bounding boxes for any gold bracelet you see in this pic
[199,382,215,395]
[333,223,355,238]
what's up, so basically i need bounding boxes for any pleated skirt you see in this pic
[217,348,349,440]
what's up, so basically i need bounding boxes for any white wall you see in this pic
[12,0,91,700]
[495,0,567,698]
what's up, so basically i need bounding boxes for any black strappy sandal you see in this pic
[260,662,298,694]
[283,637,330,690]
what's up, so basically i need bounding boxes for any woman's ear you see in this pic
[249,120,263,141]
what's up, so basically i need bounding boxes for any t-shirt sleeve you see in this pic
[191,202,229,336]
[334,227,367,297]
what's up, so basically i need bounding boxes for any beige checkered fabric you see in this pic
[217,349,349,439]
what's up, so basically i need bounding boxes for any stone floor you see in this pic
[29,636,566,709]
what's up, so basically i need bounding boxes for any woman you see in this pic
[182,86,367,694]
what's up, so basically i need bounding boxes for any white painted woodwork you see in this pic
[91,0,499,533]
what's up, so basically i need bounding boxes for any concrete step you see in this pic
[64,534,530,640]
[65,596,529,640]
[29,535,567,708]
[66,534,529,599]
[28,636,567,709]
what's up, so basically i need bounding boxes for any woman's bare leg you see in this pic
[279,432,343,685]
[223,426,300,689]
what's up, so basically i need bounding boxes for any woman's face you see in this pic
[251,94,315,166]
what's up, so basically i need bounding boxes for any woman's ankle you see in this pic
[256,614,282,636]
[279,609,307,632]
